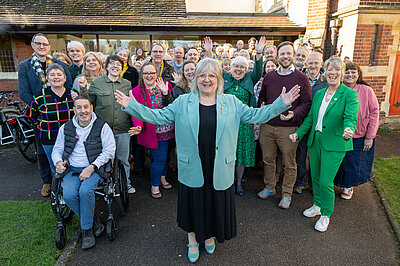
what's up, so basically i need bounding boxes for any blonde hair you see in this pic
[81,52,105,78]
[191,58,224,94]
[67,40,86,54]
[324,56,346,81]
[53,52,72,66]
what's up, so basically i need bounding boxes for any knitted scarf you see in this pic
[30,53,53,89]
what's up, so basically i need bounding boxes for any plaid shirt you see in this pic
[30,87,74,145]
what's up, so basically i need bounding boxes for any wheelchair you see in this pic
[51,158,129,250]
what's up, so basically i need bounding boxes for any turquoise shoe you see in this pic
[187,243,199,263]
[204,237,216,254]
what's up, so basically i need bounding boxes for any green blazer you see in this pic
[296,83,359,152]
[223,57,263,108]
[123,91,289,190]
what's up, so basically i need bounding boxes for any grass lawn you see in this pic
[0,200,79,265]
[373,157,400,222]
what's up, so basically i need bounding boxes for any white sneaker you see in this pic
[341,187,353,200]
[314,216,330,232]
[127,185,136,194]
[303,204,321,218]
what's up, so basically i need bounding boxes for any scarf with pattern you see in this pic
[30,53,53,89]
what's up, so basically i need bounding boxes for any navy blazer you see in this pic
[18,57,72,105]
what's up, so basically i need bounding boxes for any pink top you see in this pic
[130,82,173,149]
[352,84,379,139]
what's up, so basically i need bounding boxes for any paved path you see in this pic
[1,144,399,265]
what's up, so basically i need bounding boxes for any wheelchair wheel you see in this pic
[55,226,66,250]
[51,176,74,223]
[106,218,116,241]
[114,159,129,216]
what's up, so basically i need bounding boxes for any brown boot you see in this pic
[41,184,51,197]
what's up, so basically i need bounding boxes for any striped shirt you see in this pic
[30,87,74,145]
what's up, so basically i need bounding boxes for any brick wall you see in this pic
[13,37,34,65]
[337,0,359,12]
[306,0,329,31]
[353,24,393,66]
[364,76,387,107]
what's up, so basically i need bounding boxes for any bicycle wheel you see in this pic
[14,124,37,163]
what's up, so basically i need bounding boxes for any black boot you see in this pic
[82,229,95,249]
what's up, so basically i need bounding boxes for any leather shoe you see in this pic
[41,184,51,197]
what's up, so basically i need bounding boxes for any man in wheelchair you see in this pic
[52,95,116,249]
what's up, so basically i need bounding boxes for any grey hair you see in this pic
[46,63,66,79]
[324,56,346,81]
[264,45,277,53]
[191,58,224,94]
[231,56,249,71]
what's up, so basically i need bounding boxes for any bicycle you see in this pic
[0,92,37,163]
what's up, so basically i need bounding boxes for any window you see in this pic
[0,35,16,72]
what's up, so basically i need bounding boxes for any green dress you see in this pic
[225,82,255,167]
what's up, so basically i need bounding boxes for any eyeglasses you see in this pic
[109,61,122,67]
[143,72,157,76]
[33,42,50,47]
[213,45,218,47]
[198,74,217,80]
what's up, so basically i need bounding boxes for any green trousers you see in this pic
[309,131,346,217]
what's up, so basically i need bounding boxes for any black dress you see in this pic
[177,103,237,243]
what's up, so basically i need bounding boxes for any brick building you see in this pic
[303,0,400,117]
[1,0,399,118]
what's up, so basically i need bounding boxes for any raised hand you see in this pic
[115,90,133,108]
[255,36,267,54]
[280,85,300,106]
[156,77,169,95]
[289,133,299,143]
[203,36,213,52]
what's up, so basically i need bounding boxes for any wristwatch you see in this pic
[91,163,98,171]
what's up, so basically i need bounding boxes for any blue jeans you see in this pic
[42,144,56,174]
[115,133,131,186]
[149,140,171,186]
[295,133,312,188]
[61,167,101,230]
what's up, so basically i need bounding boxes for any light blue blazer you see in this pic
[123,91,289,190]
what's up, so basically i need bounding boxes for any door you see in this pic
[389,51,400,115]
